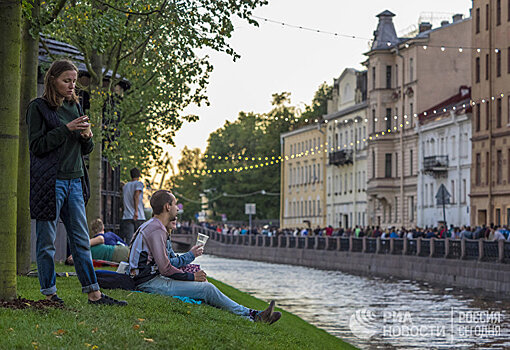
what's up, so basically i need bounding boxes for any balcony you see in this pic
[329,149,353,166]
[423,156,449,175]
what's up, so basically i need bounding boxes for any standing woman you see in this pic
[27,59,126,306]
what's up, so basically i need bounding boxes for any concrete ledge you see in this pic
[206,240,510,294]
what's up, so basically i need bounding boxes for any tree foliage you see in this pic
[201,93,298,221]
[43,0,268,181]
[169,146,204,222]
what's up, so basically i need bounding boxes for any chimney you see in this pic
[441,20,449,27]
[419,22,432,33]
[452,14,463,22]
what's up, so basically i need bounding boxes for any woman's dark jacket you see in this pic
[27,98,91,221]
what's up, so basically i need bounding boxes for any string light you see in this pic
[188,91,507,177]
[252,15,509,53]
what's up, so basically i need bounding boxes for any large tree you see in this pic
[43,0,268,222]
[17,0,68,275]
[203,93,297,221]
[0,0,22,300]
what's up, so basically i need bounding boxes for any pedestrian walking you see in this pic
[120,167,146,244]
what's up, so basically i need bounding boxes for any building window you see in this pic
[486,102,490,130]
[451,136,456,159]
[372,109,376,133]
[395,64,398,87]
[386,65,392,89]
[508,0,510,22]
[496,208,501,226]
[476,103,481,131]
[394,197,398,222]
[497,50,502,77]
[475,57,480,83]
[508,47,510,74]
[372,151,376,179]
[395,152,398,177]
[409,196,415,221]
[497,0,501,25]
[486,152,490,185]
[385,153,392,178]
[386,108,392,131]
[430,184,434,207]
[486,54,489,80]
[497,150,503,184]
[451,180,455,204]
[508,96,510,124]
[475,7,480,33]
[409,58,414,81]
[372,66,376,90]
[425,184,428,207]
[497,98,502,128]
[462,179,467,203]
[476,153,481,185]
[508,149,510,184]
[486,4,489,30]
[410,149,413,175]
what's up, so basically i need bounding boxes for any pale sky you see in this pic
[163,0,472,171]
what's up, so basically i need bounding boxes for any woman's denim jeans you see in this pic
[36,178,99,295]
[138,276,250,316]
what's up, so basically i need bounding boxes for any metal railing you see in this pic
[195,226,510,263]
[329,149,353,166]
[423,155,449,171]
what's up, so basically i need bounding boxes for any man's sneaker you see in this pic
[268,311,282,325]
[254,300,276,323]
[49,294,64,304]
[88,293,127,306]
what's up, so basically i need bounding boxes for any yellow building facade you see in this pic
[280,125,326,229]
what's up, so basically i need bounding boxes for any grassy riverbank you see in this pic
[0,265,356,349]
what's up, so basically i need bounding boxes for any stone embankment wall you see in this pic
[195,228,510,294]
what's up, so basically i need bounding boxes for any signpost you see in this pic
[435,184,451,228]
[245,203,256,234]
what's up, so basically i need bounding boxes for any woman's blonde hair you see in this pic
[42,59,80,109]
[90,218,105,237]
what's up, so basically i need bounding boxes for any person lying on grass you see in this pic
[129,189,281,324]
[89,218,130,263]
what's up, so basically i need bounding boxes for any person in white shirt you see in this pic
[120,168,146,244]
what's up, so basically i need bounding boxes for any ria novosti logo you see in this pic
[348,308,380,340]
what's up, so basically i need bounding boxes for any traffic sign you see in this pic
[245,203,256,215]
[435,184,451,205]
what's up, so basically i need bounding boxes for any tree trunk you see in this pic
[85,51,104,226]
[0,0,22,300]
[17,1,40,275]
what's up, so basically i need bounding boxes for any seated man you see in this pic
[90,218,130,263]
[129,190,281,324]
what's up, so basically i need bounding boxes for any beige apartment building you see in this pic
[280,125,326,229]
[365,10,471,229]
[324,68,368,228]
[471,0,510,226]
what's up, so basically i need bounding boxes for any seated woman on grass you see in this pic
[89,218,129,263]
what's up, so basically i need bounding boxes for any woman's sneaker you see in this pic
[88,293,127,306]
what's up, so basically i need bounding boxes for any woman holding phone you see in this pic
[27,59,126,306]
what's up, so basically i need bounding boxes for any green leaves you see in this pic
[42,0,267,180]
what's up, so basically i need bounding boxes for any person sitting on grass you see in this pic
[89,218,130,263]
[129,189,281,324]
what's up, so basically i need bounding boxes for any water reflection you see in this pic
[195,254,510,349]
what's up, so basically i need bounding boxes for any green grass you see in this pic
[0,264,356,350]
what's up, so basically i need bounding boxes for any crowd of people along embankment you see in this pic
[201,222,510,242]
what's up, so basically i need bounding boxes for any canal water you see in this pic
[194,254,510,349]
